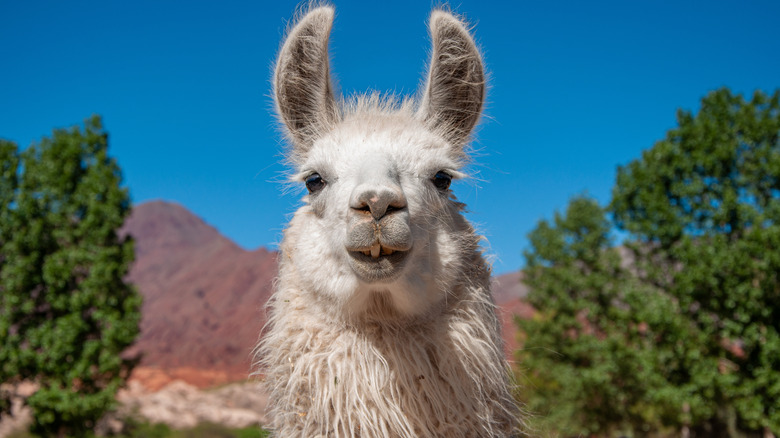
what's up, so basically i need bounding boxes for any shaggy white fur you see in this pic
[256,5,520,437]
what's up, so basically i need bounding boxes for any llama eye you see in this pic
[305,173,326,194]
[431,171,452,191]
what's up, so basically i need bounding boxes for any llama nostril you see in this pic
[351,188,406,220]
[385,204,404,215]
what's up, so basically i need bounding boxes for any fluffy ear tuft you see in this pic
[274,5,338,156]
[418,10,485,150]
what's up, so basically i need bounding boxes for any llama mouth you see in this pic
[358,242,398,258]
[347,243,410,282]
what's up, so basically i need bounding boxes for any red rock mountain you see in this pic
[491,271,534,360]
[121,201,531,389]
[120,201,276,388]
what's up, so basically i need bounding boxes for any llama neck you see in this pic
[260,268,518,437]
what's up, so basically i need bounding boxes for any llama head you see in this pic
[275,6,485,319]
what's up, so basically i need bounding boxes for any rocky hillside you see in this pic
[120,201,276,389]
[121,200,532,389]
[492,270,534,360]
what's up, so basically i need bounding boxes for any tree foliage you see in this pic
[518,88,780,437]
[518,197,708,436]
[0,116,141,436]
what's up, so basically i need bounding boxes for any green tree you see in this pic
[612,88,780,436]
[0,116,142,437]
[0,138,21,417]
[518,88,780,437]
[518,197,709,437]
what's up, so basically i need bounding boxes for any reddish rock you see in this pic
[121,201,275,389]
[491,271,536,362]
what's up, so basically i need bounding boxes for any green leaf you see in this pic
[0,116,142,435]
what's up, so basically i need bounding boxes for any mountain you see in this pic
[120,200,532,389]
[491,271,534,360]
[120,201,276,389]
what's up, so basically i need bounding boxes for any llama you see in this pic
[256,5,520,437]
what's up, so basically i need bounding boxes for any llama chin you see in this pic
[256,5,522,437]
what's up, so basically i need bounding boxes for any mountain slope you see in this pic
[121,201,276,387]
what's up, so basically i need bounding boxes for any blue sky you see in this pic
[2,1,778,274]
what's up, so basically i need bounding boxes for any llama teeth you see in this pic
[370,243,381,258]
[381,247,394,256]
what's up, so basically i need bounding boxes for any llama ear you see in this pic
[418,10,485,149]
[274,6,338,154]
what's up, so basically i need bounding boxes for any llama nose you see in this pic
[351,187,407,220]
